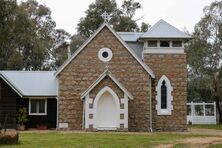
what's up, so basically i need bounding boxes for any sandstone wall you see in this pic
[144,54,187,131]
[58,26,151,131]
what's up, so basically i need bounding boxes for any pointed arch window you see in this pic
[156,75,173,115]
[161,81,167,109]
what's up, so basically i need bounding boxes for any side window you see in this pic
[172,41,182,47]
[148,41,158,47]
[156,75,173,115]
[29,99,47,115]
[160,41,170,47]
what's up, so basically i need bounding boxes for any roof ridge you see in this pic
[160,19,187,36]
[144,19,163,35]
[141,19,190,38]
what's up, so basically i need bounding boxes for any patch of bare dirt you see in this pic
[156,137,222,148]
[188,128,222,136]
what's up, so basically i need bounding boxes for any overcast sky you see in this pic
[19,0,214,35]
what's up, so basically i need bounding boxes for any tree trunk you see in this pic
[216,98,222,123]
[214,73,222,123]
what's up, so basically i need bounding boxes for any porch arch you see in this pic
[93,86,120,129]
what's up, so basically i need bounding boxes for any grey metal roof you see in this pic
[117,32,144,42]
[140,19,191,39]
[126,42,143,59]
[117,32,144,59]
[0,71,58,97]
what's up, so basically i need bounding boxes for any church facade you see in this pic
[0,19,190,131]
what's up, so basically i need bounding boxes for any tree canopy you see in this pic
[0,0,70,70]
[70,0,149,54]
[187,0,222,122]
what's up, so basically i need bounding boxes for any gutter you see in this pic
[149,76,153,132]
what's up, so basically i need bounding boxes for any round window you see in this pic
[98,48,113,62]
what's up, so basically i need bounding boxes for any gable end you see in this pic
[55,23,155,78]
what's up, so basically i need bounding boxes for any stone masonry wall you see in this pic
[144,54,187,131]
[58,26,151,131]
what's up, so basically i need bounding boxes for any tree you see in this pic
[112,0,141,32]
[70,34,85,53]
[0,0,69,70]
[187,0,222,122]
[0,0,17,69]
[77,0,143,38]
[140,22,150,32]
[77,0,117,38]
[50,29,71,69]
[18,0,56,70]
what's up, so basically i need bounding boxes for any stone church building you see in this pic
[0,19,190,131]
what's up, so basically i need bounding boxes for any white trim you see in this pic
[84,94,90,128]
[96,127,117,130]
[144,48,184,54]
[98,48,113,62]
[29,98,47,116]
[93,86,120,129]
[55,23,155,78]
[123,94,128,128]
[59,123,68,128]
[155,75,173,115]
[81,69,133,100]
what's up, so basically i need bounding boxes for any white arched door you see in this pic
[94,87,120,130]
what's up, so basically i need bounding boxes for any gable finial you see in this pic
[101,11,111,22]
[105,65,109,71]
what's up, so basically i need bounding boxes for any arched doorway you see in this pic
[94,86,120,130]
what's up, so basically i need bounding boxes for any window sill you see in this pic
[29,113,47,116]
[157,109,172,115]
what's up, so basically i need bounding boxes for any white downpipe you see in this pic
[149,76,153,132]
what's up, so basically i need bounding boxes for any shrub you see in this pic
[188,120,192,125]
[17,107,28,125]
[0,132,19,144]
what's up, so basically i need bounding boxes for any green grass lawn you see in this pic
[0,132,211,148]
[189,124,222,130]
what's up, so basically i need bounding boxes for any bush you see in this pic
[0,132,19,144]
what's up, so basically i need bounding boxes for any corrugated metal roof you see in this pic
[0,71,58,97]
[141,19,191,39]
[117,32,144,42]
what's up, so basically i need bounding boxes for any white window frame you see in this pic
[29,98,47,116]
[147,40,184,48]
[98,48,113,62]
[156,75,173,115]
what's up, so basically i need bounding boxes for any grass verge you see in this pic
[0,132,212,148]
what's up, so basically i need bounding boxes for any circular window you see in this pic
[102,51,109,58]
[98,48,113,62]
